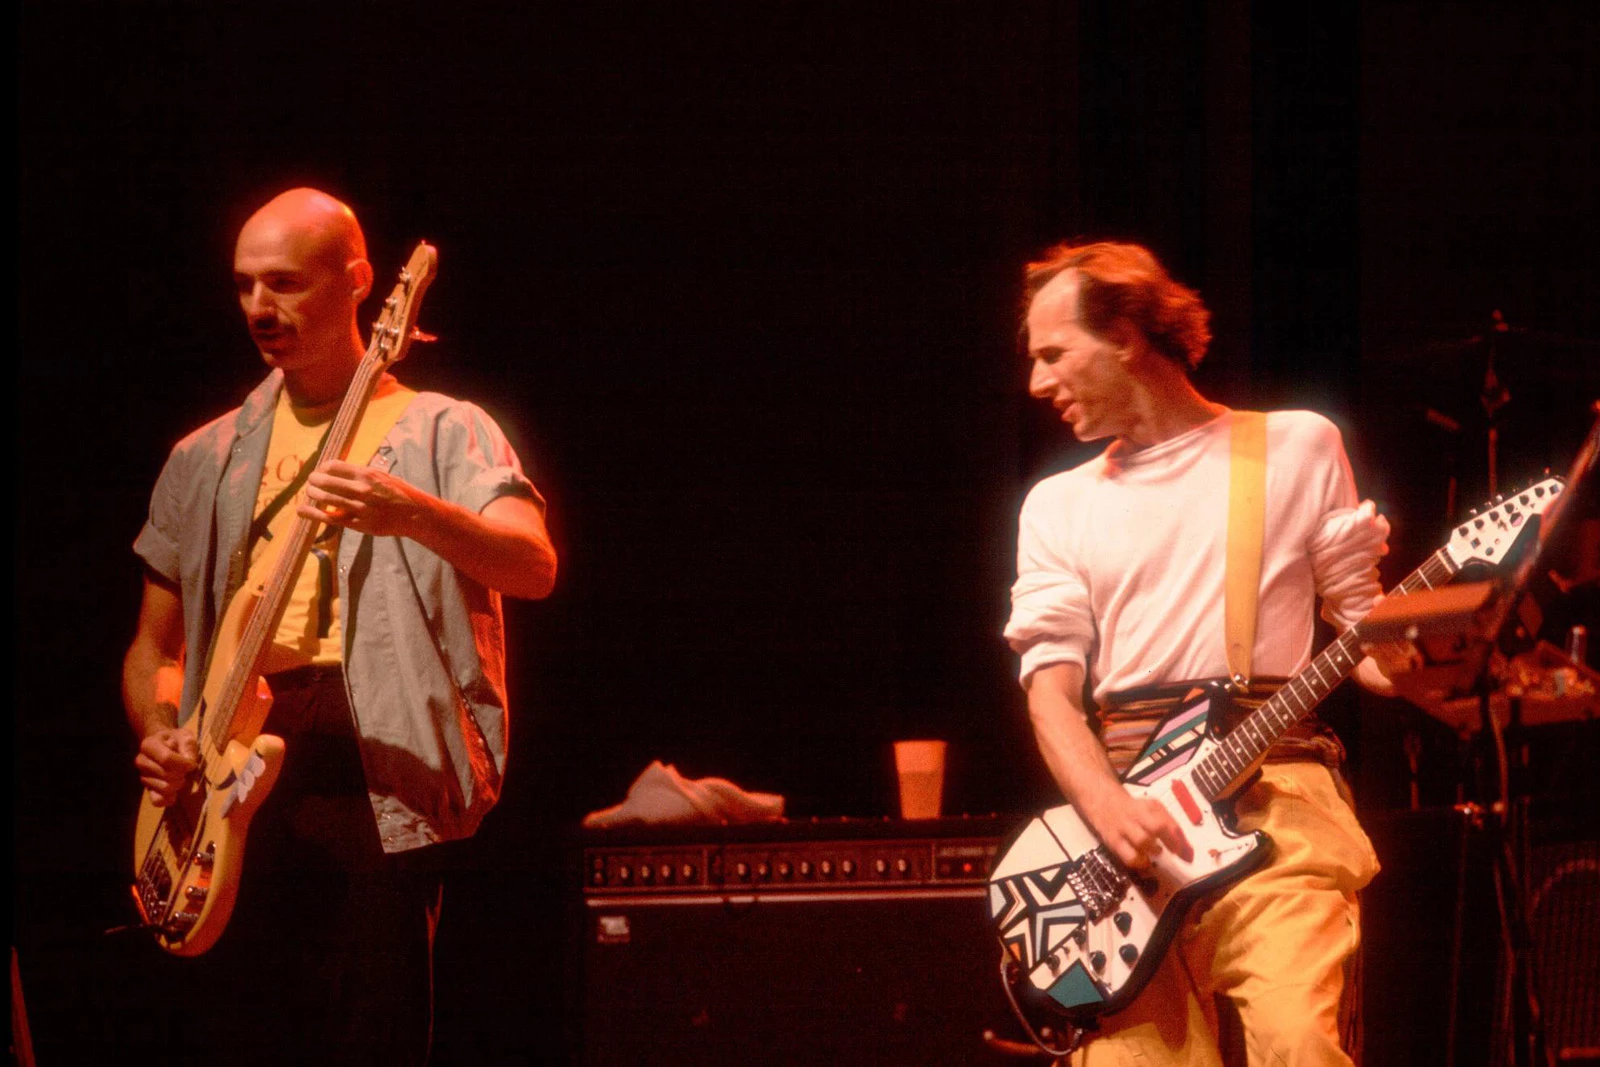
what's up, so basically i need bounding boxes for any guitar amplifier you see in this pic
[577,815,1034,1065]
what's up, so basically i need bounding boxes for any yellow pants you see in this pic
[1069,762,1380,1067]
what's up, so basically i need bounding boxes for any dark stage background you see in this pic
[17,2,1599,1063]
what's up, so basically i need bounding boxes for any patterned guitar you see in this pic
[987,477,1564,1054]
[130,243,437,956]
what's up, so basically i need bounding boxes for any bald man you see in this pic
[123,188,557,1063]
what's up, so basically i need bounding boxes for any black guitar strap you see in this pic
[247,423,333,553]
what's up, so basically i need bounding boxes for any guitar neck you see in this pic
[201,356,390,752]
[1191,547,1460,801]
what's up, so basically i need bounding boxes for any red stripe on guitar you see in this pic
[1171,779,1204,825]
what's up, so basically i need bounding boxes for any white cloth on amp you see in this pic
[582,761,785,829]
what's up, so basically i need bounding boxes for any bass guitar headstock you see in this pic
[367,241,438,369]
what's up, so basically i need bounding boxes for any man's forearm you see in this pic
[407,494,558,600]
[1026,664,1124,817]
[122,642,183,739]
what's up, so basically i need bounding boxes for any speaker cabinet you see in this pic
[1364,806,1600,1066]
[578,819,1030,1065]
[1520,838,1599,1061]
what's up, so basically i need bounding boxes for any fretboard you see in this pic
[1191,547,1459,801]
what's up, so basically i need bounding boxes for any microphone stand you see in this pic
[1479,310,1513,500]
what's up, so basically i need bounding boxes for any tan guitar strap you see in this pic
[1226,411,1267,688]
[343,381,418,476]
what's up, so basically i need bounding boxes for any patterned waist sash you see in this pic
[1097,677,1347,777]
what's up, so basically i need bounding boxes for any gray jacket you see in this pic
[135,369,541,851]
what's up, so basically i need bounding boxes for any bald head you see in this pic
[238,187,368,274]
[233,188,375,395]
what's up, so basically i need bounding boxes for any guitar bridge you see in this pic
[135,856,174,923]
[1064,848,1130,922]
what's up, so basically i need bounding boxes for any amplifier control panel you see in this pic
[585,833,1001,894]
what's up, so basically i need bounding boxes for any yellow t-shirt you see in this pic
[249,376,413,666]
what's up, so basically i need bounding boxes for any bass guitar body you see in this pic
[131,586,289,956]
[132,733,285,956]
[989,686,1269,1032]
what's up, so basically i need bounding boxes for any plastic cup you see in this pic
[893,740,946,820]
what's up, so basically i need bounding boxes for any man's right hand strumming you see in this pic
[1077,779,1194,871]
[135,726,198,807]
[1025,661,1194,870]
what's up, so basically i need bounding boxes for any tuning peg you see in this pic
[410,328,438,343]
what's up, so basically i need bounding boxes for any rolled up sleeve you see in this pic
[1005,493,1096,687]
[1310,499,1390,631]
[132,445,191,583]
[433,401,543,516]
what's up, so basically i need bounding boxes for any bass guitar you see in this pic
[130,243,438,956]
[987,476,1564,1054]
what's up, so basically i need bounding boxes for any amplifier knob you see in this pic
[680,863,696,882]
[895,858,909,875]
[820,860,834,877]
[617,865,632,884]
[841,860,856,877]
[638,864,653,883]
[659,863,673,883]
[799,861,813,877]
[777,861,792,878]
[874,859,888,875]
[735,862,749,879]
[756,862,770,880]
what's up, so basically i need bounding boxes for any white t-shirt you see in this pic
[1005,409,1388,705]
